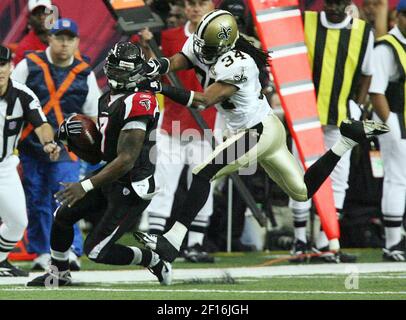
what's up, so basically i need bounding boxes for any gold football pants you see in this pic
[193,113,308,202]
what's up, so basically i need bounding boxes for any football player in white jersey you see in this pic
[135,9,389,262]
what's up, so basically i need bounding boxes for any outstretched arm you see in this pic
[55,128,146,207]
[138,79,238,109]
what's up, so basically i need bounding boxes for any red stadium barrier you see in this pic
[248,0,340,248]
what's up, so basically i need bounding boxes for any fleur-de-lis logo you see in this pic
[234,69,247,83]
[217,25,232,41]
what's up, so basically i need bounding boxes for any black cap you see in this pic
[0,45,11,63]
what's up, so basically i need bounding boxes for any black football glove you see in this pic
[136,79,162,93]
[55,113,83,143]
[140,57,170,79]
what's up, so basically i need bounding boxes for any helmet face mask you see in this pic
[193,10,239,65]
[104,42,146,90]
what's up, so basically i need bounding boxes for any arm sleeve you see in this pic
[361,31,375,76]
[11,59,30,84]
[82,71,101,117]
[18,86,47,127]
[369,45,398,94]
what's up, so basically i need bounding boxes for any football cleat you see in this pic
[383,241,406,262]
[149,260,172,286]
[289,239,308,263]
[31,253,51,271]
[26,271,72,287]
[134,232,179,263]
[0,259,29,277]
[310,246,357,263]
[69,250,81,271]
[182,244,215,263]
[339,119,389,144]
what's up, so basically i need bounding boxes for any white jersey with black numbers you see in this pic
[181,35,272,132]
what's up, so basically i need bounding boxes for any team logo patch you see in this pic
[123,187,130,196]
[140,99,151,111]
[217,25,232,40]
[234,69,247,84]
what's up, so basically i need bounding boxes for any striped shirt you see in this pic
[0,80,47,161]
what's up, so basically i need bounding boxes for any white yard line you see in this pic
[1,287,406,296]
[1,262,406,286]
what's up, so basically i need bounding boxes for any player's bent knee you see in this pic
[287,185,309,202]
[83,238,108,264]
[53,207,76,227]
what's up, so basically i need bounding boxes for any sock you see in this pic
[293,209,309,243]
[164,221,188,251]
[51,220,74,253]
[331,137,357,157]
[0,235,17,262]
[187,231,205,247]
[148,213,167,235]
[176,174,211,229]
[316,229,329,249]
[304,150,341,198]
[383,214,403,249]
[130,247,160,267]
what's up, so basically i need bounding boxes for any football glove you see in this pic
[140,57,170,79]
[55,113,82,143]
[136,79,162,93]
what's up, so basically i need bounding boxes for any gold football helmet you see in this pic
[193,9,239,65]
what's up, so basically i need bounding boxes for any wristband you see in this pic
[81,179,94,193]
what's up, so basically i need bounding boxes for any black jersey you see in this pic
[97,90,159,182]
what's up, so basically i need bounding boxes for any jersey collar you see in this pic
[320,11,352,29]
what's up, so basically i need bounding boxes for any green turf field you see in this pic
[1,242,406,300]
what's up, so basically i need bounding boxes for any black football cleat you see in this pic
[134,232,179,263]
[182,244,215,263]
[289,239,308,263]
[383,240,406,262]
[149,260,172,286]
[340,119,389,143]
[310,246,357,263]
[26,271,72,287]
[0,260,29,277]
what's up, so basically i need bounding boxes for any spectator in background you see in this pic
[289,0,375,263]
[12,18,100,271]
[142,0,219,263]
[14,0,54,65]
[361,0,389,37]
[388,8,398,28]
[166,2,187,28]
[369,0,406,261]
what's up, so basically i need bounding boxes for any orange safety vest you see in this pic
[21,53,90,161]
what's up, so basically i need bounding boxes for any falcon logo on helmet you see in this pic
[104,41,147,90]
[193,9,239,65]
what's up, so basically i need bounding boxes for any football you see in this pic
[66,114,102,164]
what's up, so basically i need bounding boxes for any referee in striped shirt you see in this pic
[0,45,59,277]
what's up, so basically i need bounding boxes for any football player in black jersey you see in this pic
[27,42,172,287]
